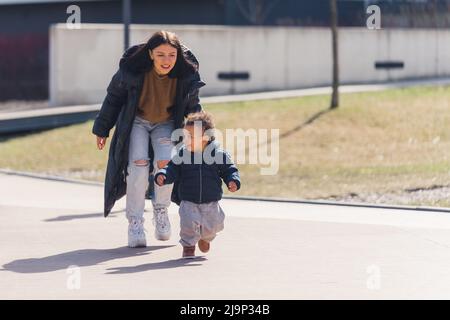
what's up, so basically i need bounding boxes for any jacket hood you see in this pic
[119,42,200,78]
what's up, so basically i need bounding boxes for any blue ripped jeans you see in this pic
[126,115,175,223]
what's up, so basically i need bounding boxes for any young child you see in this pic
[155,111,240,258]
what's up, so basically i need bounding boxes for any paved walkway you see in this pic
[1,170,450,299]
[201,77,450,104]
[2,77,450,134]
[2,77,450,118]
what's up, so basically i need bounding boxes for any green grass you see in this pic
[1,85,450,205]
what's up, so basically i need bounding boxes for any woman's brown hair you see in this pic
[145,30,197,77]
[128,30,198,77]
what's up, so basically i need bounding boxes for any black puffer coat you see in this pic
[92,43,206,217]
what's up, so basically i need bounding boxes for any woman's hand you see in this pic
[227,181,238,192]
[96,136,107,150]
[156,174,166,186]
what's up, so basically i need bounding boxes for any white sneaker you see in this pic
[153,207,171,241]
[128,218,147,248]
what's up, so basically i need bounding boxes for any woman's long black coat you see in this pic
[92,43,206,217]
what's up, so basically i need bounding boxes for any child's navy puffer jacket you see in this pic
[155,140,241,205]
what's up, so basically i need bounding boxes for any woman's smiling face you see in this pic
[149,43,178,75]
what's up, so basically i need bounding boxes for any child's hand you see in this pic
[227,181,238,192]
[156,174,166,186]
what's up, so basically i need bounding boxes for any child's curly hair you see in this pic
[185,111,215,141]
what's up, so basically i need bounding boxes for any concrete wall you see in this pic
[49,23,450,106]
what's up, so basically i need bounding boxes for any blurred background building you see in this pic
[1,0,450,102]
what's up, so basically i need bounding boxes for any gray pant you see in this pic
[179,200,225,247]
[126,115,175,222]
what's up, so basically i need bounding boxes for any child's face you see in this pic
[184,125,207,152]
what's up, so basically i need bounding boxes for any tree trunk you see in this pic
[330,0,339,109]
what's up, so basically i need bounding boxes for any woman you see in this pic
[92,30,206,248]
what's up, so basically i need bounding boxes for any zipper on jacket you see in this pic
[199,163,202,203]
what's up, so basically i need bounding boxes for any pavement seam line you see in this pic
[1,168,450,213]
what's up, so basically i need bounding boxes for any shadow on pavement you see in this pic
[43,209,159,222]
[43,210,121,222]
[1,246,174,273]
[105,257,207,274]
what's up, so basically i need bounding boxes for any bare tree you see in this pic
[330,0,339,109]
[235,0,280,25]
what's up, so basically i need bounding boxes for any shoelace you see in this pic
[153,208,168,229]
[129,219,146,235]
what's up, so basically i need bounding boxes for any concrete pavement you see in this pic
[1,170,450,299]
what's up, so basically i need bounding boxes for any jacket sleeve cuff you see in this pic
[92,120,110,138]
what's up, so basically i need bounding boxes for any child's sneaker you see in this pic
[198,239,210,253]
[182,246,196,259]
[128,218,147,248]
